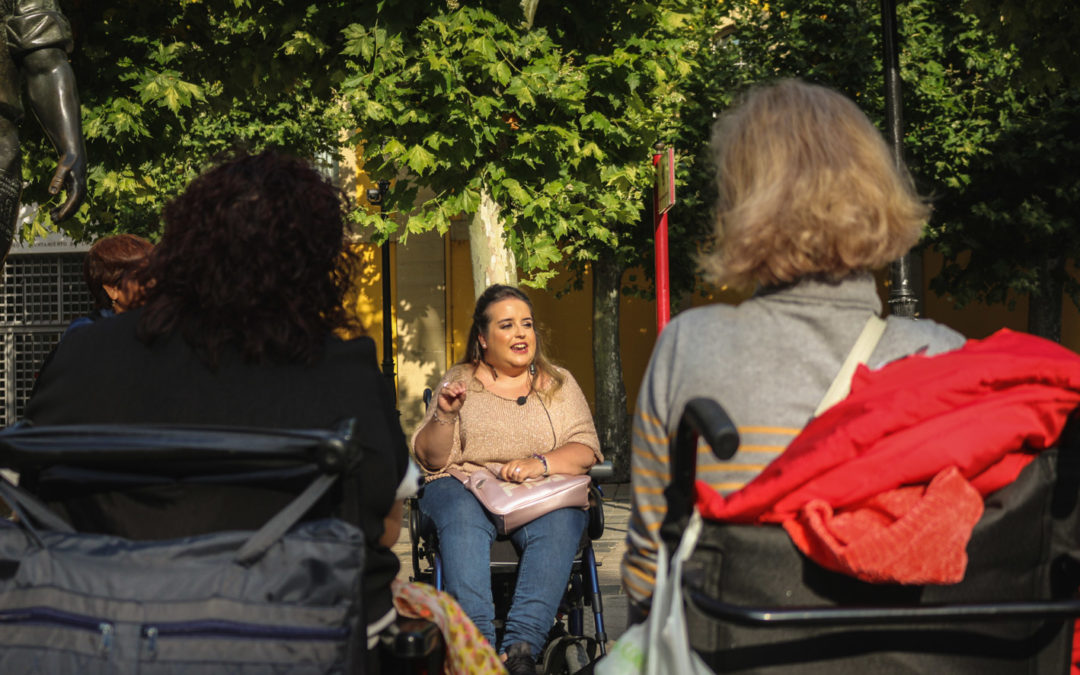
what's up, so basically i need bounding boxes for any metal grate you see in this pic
[0,250,93,426]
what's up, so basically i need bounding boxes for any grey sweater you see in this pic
[622,273,966,608]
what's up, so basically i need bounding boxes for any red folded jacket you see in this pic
[695,328,1080,584]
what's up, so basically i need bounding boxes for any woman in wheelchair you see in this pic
[622,79,967,620]
[412,284,602,674]
[25,150,414,666]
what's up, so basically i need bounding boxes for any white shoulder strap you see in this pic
[814,316,887,417]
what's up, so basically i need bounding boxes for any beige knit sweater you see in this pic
[412,364,602,482]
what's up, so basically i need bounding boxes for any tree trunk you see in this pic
[1027,254,1064,342]
[520,0,538,27]
[468,186,517,299]
[592,251,630,482]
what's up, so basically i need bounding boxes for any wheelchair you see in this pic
[0,420,443,674]
[408,462,612,673]
[662,397,1080,674]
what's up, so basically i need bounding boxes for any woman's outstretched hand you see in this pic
[414,381,468,470]
[438,381,468,416]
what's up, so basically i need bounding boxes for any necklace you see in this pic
[475,364,532,400]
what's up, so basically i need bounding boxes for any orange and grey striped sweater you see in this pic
[622,273,965,610]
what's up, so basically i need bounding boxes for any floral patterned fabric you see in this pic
[392,579,505,674]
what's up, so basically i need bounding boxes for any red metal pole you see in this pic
[653,148,671,333]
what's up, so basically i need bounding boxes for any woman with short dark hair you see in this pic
[54,233,153,342]
[83,233,154,313]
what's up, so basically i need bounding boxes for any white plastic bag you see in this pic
[595,622,646,673]
[597,511,712,675]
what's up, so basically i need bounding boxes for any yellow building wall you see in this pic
[347,236,1080,431]
[919,251,1080,352]
[340,241,395,368]
[346,139,1080,433]
[448,240,475,364]
[920,249,1028,340]
[689,251,1078,353]
[393,231,450,432]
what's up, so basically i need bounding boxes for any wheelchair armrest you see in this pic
[686,590,1080,627]
[587,484,605,541]
[584,462,613,540]
[681,398,740,461]
[663,399,740,551]
[588,461,614,482]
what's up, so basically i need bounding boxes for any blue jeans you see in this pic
[419,476,587,658]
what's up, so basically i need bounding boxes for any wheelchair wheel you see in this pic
[407,498,427,582]
[541,634,597,675]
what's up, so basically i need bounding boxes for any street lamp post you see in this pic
[881,0,919,318]
[366,179,397,403]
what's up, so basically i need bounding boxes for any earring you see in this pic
[480,341,487,350]
[529,362,536,375]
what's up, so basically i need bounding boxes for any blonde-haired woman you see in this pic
[622,79,966,619]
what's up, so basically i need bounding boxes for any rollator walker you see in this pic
[663,397,1080,674]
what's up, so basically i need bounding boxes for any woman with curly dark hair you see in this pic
[26,149,414,659]
[135,150,359,368]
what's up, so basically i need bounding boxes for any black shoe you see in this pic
[504,642,537,675]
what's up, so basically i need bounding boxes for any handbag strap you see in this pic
[0,468,343,565]
[813,315,887,417]
[0,475,78,549]
[233,472,338,566]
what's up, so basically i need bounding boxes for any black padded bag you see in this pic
[683,446,1080,674]
[0,473,365,674]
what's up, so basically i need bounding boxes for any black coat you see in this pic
[25,306,408,629]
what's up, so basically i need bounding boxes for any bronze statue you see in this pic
[1,0,87,267]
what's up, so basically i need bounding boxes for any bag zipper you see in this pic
[0,608,345,657]
[0,606,114,654]
[141,618,349,655]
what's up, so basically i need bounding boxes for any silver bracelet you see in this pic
[531,453,549,476]
[433,409,458,425]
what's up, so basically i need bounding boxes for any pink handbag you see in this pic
[448,467,591,534]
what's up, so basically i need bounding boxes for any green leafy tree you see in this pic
[19,0,355,241]
[674,0,888,301]
[963,0,1080,93]
[682,1,1079,342]
[341,1,697,478]
[929,88,1080,340]
[339,0,1053,472]
[906,2,1080,340]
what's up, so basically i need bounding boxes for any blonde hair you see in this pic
[701,79,930,290]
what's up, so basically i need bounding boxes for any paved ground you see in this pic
[392,482,633,645]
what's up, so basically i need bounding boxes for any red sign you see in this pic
[656,146,675,215]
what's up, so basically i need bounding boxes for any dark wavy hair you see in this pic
[137,150,360,367]
[458,284,564,396]
[84,234,154,310]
